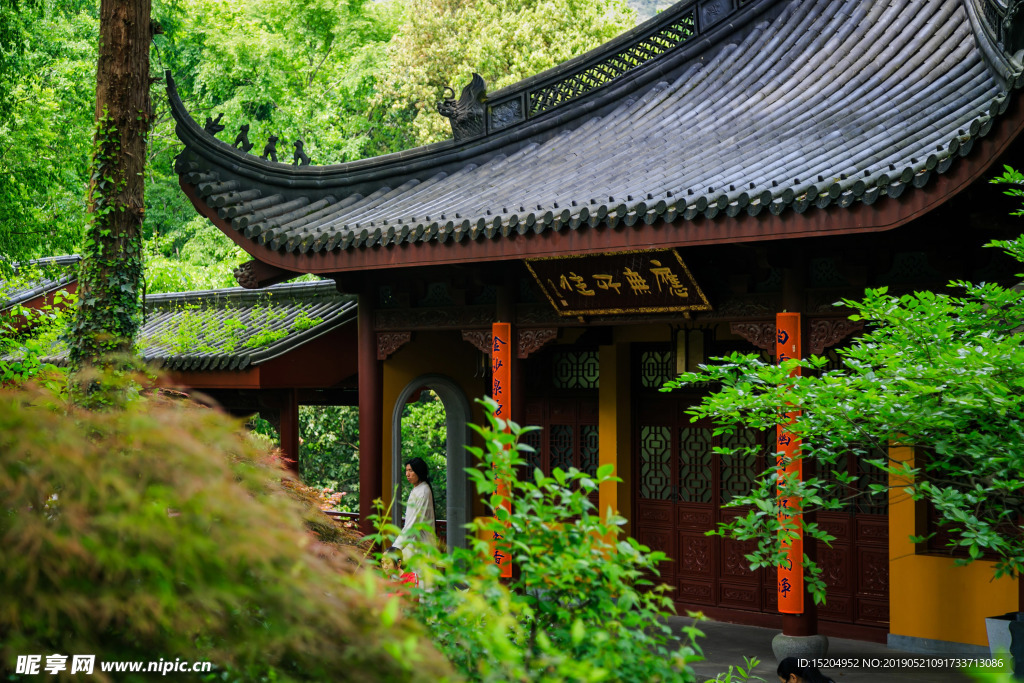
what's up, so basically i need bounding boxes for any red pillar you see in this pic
[278,388,300,474]
[778,313,819,638]
[358,289,383,536]
[778,259,818,636]
[491,321,513,578]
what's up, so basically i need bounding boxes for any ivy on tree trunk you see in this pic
[69,0,152,369]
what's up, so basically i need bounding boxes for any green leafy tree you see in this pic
[377,0,636,144]
[0,0,97,263]
[1,0,640,287]
[372,398,701,682]
[299,394,449,518]
[662,236,1024,604]
[299,404,362,513]
[144,216,249,293]
[139,0,411,288]
[68,0,155,369]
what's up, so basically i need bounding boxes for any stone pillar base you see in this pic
[771,633,829,663]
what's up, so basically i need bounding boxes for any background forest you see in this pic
[1,0,641,281]
[1,0,642,511]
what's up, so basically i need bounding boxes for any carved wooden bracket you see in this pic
[517,328,557,359]
[461,329,492,355]
[377,331,412,360]
[233,259,302,289]
[730,321,777,353]
[809,318,864,355]
[731,318,864,356]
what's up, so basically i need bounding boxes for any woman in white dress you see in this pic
[390,457,437,565]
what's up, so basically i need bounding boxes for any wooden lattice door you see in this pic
[800,454,889,631]
[632,344,889,635]
[520,349,600,503]
[634,393,767,612]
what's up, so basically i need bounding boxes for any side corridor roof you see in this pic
[39,280,356,371]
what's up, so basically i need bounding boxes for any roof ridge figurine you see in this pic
[437,73,487,142]
[203,113,225,137]
[261,134,279,163]
[293,139,311,166]
[233,124,254,153]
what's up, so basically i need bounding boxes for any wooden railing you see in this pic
[323,510,448,540]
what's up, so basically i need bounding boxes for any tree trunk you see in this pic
[69,0,151,369]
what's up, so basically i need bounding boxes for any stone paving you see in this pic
[668,617,999,682]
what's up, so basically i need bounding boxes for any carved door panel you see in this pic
[521,348,600,494]
[632,342,889,632]
[815,454,889,628]
[634,391,766,615]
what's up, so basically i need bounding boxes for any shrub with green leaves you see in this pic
[0,379,453,682]
[372,398,701,683]
[662,236,1024,604]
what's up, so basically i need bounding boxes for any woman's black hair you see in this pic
[777,657,835,683]
[406,457,430,486]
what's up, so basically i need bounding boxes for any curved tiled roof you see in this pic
[170,0,1024,268]
[40,280,356,371]
[0,255,80,311]
[138,280,356,370]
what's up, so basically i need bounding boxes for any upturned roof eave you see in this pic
[177,93,1024,276]
[170,0,1024,276]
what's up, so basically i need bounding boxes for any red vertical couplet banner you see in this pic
[776,312,804,614]
[490,322,513,578]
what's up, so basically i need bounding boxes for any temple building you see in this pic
[168,0,1023,653]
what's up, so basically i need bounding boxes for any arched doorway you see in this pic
[391,374,472,551]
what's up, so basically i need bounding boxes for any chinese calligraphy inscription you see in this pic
[525,249,710,316]
[776,312,804,615]
[490,321,513,578]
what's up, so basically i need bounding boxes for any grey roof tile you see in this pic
[0,255,80,311]
[40,280,355,371]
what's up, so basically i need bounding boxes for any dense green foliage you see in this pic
[0,378,453,681]
[0,0,636,291]
[144,218,249,293]
[0,287,74,388]
[298,404,362,513]
[0,0,96,263]
[372,398,701,682]
[299,393,448,518]
[663,236,1024,604]
[377,0,635,144]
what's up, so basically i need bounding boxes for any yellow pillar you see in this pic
[599,342,632,537]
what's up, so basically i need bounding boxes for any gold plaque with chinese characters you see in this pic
[524,249,711,316]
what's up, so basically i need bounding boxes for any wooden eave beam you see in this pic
[163,367,261,390]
